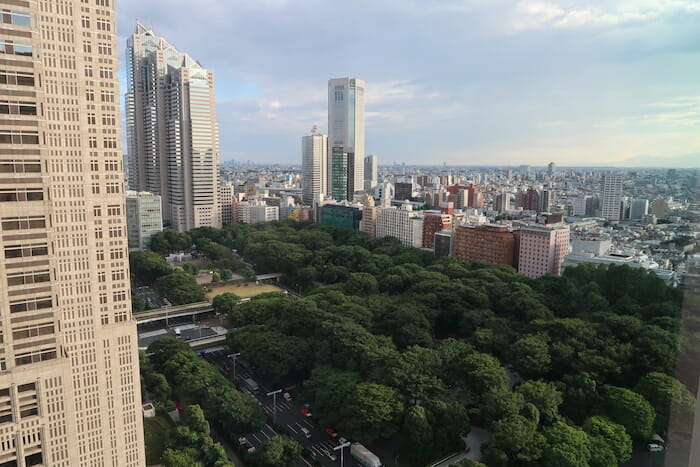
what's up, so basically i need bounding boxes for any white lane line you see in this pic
[251,433,262,444]
[302,419,314,428]
[287,424,298,434]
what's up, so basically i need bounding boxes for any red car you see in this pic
[325,428,338,437]
[300,408,313,417]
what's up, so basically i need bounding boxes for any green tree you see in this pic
[343,272,379,296]
[541,422,592,467]
[510,334,551,379]
[132,295,146,313]
[183,404,210,435]
[130,250,172,285]
[482,415,544,465]
[220,269,233,281]
[303,366,360,428]
[145,372,171,402]
[149,229,192,254]
[450,461,487,467]
[600,385,656,441]
[583,416,632,465]
[212,292,242,323]
[212,271,221,282]
[402,405,434,464]
[516,381,563,426]
[338,383,404,443]
[634,372,696,433]
[161,448,199,467]
[251,435,301,467]
[155,271,205,305]
[182,262,200,275]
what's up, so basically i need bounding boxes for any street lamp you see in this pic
[333,441,351,467]
[227,352,241,380]
[266,389,282,423]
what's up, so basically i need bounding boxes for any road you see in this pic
[205,350,364,467]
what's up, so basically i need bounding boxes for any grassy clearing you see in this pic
[143,415,174,465]
[206,282,283,299]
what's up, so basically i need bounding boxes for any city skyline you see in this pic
[117,1,700,168]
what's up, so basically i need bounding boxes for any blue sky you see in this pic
[117,0,700,167]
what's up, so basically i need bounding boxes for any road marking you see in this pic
[287,424,297,434]
[251,433,262,444]
[302,419,314,428]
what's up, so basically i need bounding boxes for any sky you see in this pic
[117,0,700,167]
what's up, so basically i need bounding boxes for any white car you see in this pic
[647,443,664,453]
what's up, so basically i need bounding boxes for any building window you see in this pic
[0,10,31,27]
[0,188,43,202]
[15,347,57,366]
[9,297,52,314]
[0,160,41,173]
[0,130,39,144]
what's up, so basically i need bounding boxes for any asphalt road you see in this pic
[205,350,365,467]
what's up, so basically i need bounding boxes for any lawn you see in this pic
[206,282,283,299]
[143,415,174,465]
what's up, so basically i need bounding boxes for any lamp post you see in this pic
[227,352,241,380]
[333,441,351,467]
[266,389,282,423]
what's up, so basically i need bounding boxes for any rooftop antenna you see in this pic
[311,125,318,135]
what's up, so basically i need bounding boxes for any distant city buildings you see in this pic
[518,217,570,278]
[376,204,423,248]
[237,200,279,224]
[126,191,163,250]
[218,185,235,225]
[453,224,520,268]
[364,154,378,191]
[600,173,623,220]
[126,23,221,231]
[302,133,328,205]
[328,77,365,200]
[423,212,453,249]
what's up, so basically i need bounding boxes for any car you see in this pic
[283,392,292,402]
[301,427,312,439]
[338,437,348,445]
[325,428,338,438]
[300,408,312,417]
[647,443,664,453]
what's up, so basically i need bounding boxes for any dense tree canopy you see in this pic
[164,221,686,466]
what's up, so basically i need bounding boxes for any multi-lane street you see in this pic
[204,350,364,467]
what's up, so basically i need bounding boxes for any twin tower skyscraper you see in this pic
[302,78,377,205]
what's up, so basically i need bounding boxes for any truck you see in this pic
[350,443,382,467]
[243,378,259,392]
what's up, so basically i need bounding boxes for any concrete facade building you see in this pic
[600,174,623,220]
[518,223,571,278]
[495,192,510,213]
[361,206,379,237]
[376,205,421,247]
[395,182,413,201]
[302,134,328,205]
[126,191,164,250]
[364,154,378,191]
[237,200,279,224]
[452,224,520,268]
[522,187,540,212]
[328,78,365,200]
[126,23,221,231]
[0,2,145,465]
[320,203,363,230]
[629,198,649,220]
[651,198,667,219]
[218,185,234,225]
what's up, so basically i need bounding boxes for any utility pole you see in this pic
[266,389,282,423]
[228,352,241,380]
[333,441,351,467]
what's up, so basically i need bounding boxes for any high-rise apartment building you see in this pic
[302,134,328,205]
[0,2,145,465]
[495,192,510,213]
[453,224,520,268]
[364,154,377,191]
[218,185,234,225]
[328,77,365,201]
[539,189,553,214]
[600,174,623,220]
[126,191,163,250]
[521,187,540,212]
[394,182,413,201]
[518,223,571,278]
[126,23,221,231]
[376,204,423,248]
[237,200,279,224]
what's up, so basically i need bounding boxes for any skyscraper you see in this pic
[364,154,378,191]
[600,174,623,220]
[126,23,221,231]
[302,133,328,205]
[328,77,365,200]
[0,2,145,465]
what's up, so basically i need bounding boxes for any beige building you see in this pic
[126,23,221,231]
[126,191,163,250]
[0,1,145,466]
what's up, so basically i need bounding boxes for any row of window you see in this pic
[0,9,31,27]
[0,160,41,173]
[9,297,52,314]
[13,322,54,340]
[4,243,48,259]
[1,216,46,230]
[0,131,39,145]
[6,270,50,287]
[15,347,56,366]
[0,188,43,202]
[0,70,34,87]
[0,100,36,116]
[0,39,32,58]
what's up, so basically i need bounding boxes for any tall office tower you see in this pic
[328,77,365,200]
[302,134,328,205]
[394,182,413,201]
[572,196,588,217]
[600,173,623,220]
[364,154,378,191]
[547,162,556,175]
[0,2,145,466]
[218,185,234,225]
[126,191,164,250]
[522,187,540,211]
[126,23,221,231]
[518,222,571,278]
